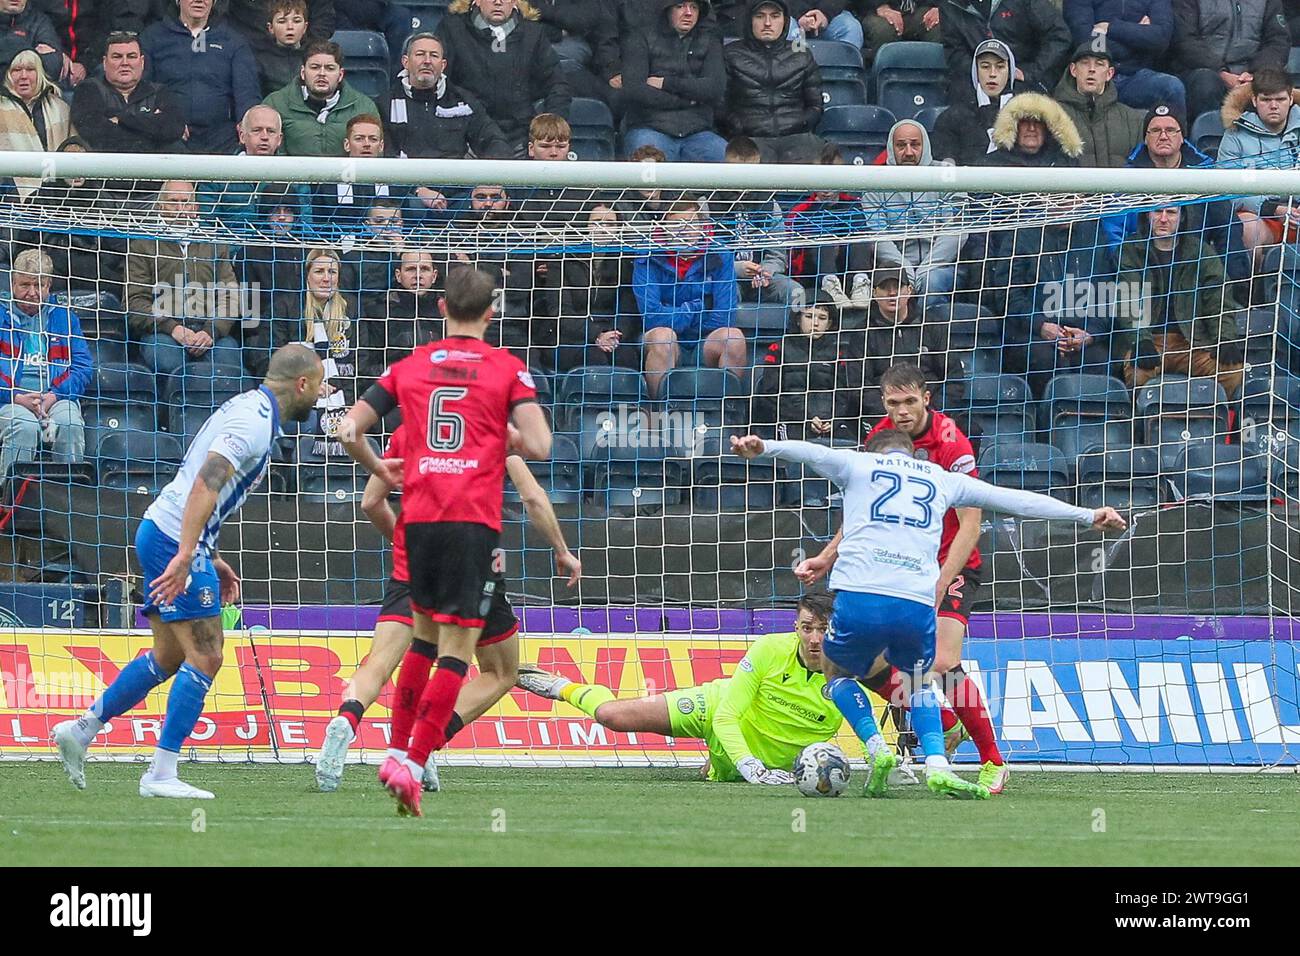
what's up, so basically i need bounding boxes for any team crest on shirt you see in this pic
[517,369,536,389]
[914,448,929,461]
[198,587,216,608]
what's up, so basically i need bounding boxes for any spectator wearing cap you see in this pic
[0,248,91,477]
[1054,39,1145,167]
[1170,0,1290,120]
[141,0,261,155]
[0,49,73,197]
[862,266,958,416]
[931,37,1017,164]
[622,0,728,162]
[723,0,825,163]
[1102,104,1231,246]
[70,31,186,154]
[943,0,1071,95]
[434,0,572,157]
[1062,0,1184,111]
[375,32,512,162]
[0,0,78,88]
[862,0,940,69]
[263,38,379,157]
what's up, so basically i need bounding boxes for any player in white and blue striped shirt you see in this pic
[53,345,323,799]
[733,428,1126,799]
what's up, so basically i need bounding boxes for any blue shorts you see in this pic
[135,518,221,622]
[825,591,936,678]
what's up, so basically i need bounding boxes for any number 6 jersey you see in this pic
[758,442,1096,607]
[361,335,537,531]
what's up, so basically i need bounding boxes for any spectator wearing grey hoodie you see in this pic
[930,38,1016,165]
[860,119,962,311]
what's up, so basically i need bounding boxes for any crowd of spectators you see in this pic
[0,0,1297,477]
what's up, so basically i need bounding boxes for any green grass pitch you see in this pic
[3,763,1298,866]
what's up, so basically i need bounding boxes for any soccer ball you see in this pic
[793,742,851,797]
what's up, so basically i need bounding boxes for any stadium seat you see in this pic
[1191,110,1225,159]
[164,373,247,441]
[662,367,750,437]
[963,374,1035,445]
[1038,373,1133,460]
[926,302,1003,380]
[817,105,895,165]
[594,443,684,509]
[1241,369,1300,442]
[97,431,185,495]
[978,441,1071,499]
[332,31,390,99]
[84,362,158,448]
[914,105,946,133]
[734,300,792,341]
[89,337,129,366]
[809,39,868,112]
[505,434,582,505]
[1134,375,1229,466]
[1288,46,1300,87]
[1075,445,1162,510]
[869,42,948,119]
[1169,441,1270,502]
[1274,440,1300,499]
[778,436,855,507]
[568,97,616,161]
[556,365,644,438]
[690,439,777,513]
[294,434,373,503]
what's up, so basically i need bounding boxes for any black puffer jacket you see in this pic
[623,0,726,137]
[435,4,572,148]
[723,0,822,138]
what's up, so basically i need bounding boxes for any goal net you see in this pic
[1,151,1297,769]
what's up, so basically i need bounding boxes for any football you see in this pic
[793,742,851,797]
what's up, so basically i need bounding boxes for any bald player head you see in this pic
[239,105,284,156]
[264,343,324,421]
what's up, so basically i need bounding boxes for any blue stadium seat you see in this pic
[332,31,390,98]
[817,105,895,165]
[505,434,582,504]
[926,302,1002,380]
[964,374,1035,445]
[1076,446,1162,510]
[978,441,1071,499]
[734,301,792,341]
[1274,440,1299,499]
[164,373,247,441]
[1241,369,1300,442]
[1191,110,1225,159]
[84,362,158,448]
[808,39,868,111]
[97,431,185,495]
[294,434,373,503]
[778,436,855,507]
[1134,375,1229,466]
[914,105,946,133]
[690,433,777,512]
[594,443,684,509]
[1039,373,1133,460]
[556,365,644,433]
[870,42,948,119]
[662,367,749,431]
[1169,441,1270,502]
[89,337,129,367]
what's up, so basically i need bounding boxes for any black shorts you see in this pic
[378,575,519,644]
[938,565,982,628]
[404,522,506,633]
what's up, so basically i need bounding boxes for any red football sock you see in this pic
[945,668,1003,765]
[390,646,437,752]
[407,657,470,766]
[940,706,958,733]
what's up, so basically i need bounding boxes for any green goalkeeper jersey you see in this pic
[701,632,843,781]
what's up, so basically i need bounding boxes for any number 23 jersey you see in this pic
[365,336,537,531]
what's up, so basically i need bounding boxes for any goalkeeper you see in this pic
[518,594,844,785]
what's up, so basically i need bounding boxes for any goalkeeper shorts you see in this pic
[664,681,740,781]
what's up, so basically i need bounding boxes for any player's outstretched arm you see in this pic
[731,434,856,487]
[150,452,234,606]
[340,400,403,487]
[948,473,1128,532]
[506,455,581,587]
[795,527,842,585]
[509,401,552,460]
[713,641,796,786]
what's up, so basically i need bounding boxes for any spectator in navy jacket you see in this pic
[141,0,262,154]
[0,0,79,87]
[0,248,92,476]
[1063,0,1184,111]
